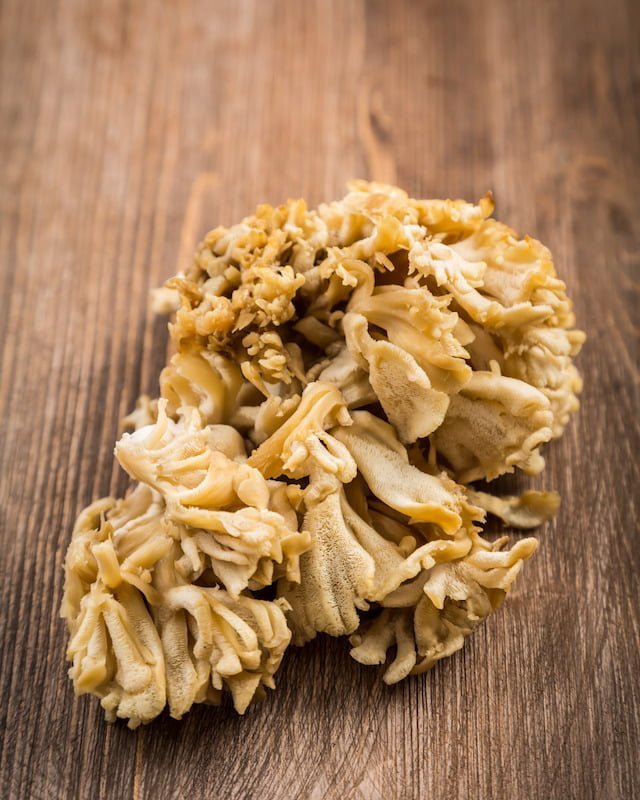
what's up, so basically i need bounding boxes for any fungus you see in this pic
[62,182,583,725]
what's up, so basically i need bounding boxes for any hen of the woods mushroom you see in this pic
[62,181,584,727]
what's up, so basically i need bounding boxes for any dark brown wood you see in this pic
[1,1,638,798]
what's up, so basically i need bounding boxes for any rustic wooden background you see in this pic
[1,1,638,798]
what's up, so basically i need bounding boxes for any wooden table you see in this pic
[1,1,638,798]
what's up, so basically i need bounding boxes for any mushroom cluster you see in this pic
[62,181,584,727]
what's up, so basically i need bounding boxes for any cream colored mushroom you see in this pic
[62,180,583,725]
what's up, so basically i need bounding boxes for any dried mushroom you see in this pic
[62,181,584,726]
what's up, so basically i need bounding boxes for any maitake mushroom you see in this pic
[62,181,584,726]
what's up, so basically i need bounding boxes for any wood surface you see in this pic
[1,1,639,798]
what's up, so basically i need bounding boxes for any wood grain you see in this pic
[1,1,639,798]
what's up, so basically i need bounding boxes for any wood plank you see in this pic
[0,1,638,798]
